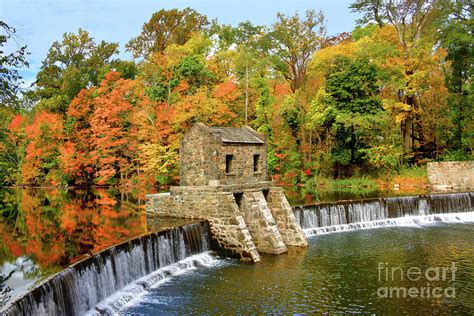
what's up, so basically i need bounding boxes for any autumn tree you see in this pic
[0,22,29,185]
[64,72,138,186]
[207,21,274,127]
[90,73,137,185]
[266,10,326,93]
[0,114,27,185]
[350,0,446,155]
[61,88,97,185]
[126,8,210,58]
[21,111,64,185]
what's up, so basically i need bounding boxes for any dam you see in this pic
[146,123,307,262]
[2,191,473,315]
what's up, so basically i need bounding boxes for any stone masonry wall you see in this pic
[179,124,220,186]
[266,187,308,247]
[179,123,268,186]
[427,161,474,189]
[147,184,309,262]
[147,191,261,262]
[239,191,287,254]
[216,144,268,186]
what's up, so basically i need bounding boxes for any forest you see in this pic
[0,0,472,188]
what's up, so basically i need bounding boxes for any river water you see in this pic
[1,188,473,314]
[123,223,474,314]
[0,187,190,308]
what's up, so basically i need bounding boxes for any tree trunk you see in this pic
[301,129,307,166]
[412,97,425,150]
[401,92,416,154]
[309,129,312,163]
[350,125,356,163]
[401,116,412,154]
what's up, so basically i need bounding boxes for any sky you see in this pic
[1,0,361,86]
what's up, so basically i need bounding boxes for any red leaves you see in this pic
[304,168,311,176]
[90,75,135,185]
[24,111,63,139]
[275,153,288,159]
[63,71,138,185]
[8,114,25,131]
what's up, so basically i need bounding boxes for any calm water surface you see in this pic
[0,188,191,307]
[124,224,474,315]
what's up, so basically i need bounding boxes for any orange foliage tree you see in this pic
[64,72,139,185]
[22,112,64,185]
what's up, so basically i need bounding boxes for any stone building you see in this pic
[147,123,307,263]
[180,123,268,186]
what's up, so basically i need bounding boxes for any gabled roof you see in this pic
[208,126,265,144]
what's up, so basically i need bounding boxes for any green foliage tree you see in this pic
[439,0,474,156]
[310,56,384,165]
[0,21,29,109]
[139,38,214,105]
[350,0,386,27]
[266,10,326,92]
[126,8,210,58]
[31,28,120,114]
[210,20,264,52]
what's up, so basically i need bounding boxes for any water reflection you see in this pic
[0,188,149,306]
[0,270,14,308]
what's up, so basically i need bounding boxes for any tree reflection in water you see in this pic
[0,188,148,279]
[0,270,14,308]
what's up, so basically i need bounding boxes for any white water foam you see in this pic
[85,252,226,315]
[303,211,474,236]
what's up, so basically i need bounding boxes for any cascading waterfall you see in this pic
[2,221,216,316]
[293,192,474,236]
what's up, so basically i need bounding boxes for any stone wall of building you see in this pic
[240,191,287,254]
[215,143,268,186]
[179,124,220,186]
[427,161,474,189]
[179,123,268,186]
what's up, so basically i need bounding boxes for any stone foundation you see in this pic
[266,187,308,247]
[240,191,287,254]
[146,182,307,262]
[427,161,474,189]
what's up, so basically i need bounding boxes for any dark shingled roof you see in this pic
[208,127,264,144]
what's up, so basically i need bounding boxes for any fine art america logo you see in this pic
[377,262,457,299]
